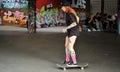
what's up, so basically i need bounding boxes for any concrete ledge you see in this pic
[0,26,65,33]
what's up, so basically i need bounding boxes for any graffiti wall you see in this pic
[0,0,28,26]
[2,8,28,26]
[0,9,2,25]
[36,0,62,10]
[36,0,65,28]
[1,0,28,8]
[36,6,65,28]
[36,0,87,28]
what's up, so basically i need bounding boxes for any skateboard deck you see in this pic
[57,63,88,70]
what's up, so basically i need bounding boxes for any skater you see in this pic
[61,6,79,66]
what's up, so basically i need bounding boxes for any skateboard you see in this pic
[57,63,88,70]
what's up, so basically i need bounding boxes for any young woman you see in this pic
[61,6,79,66]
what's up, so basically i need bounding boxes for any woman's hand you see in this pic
[63,28,67,33]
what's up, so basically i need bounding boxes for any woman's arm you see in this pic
[63,22,77,33]
[66,22,77,29]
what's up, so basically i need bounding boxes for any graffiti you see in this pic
[71,0,86,9]
[36,6,65,28]
[3,10,28,25]
[77,0,86,9]
[0,17,1,25]
[1,0,28,8]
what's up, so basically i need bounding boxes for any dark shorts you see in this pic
[66,30,79,37]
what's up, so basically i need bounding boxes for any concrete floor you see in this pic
[0,29,120,72]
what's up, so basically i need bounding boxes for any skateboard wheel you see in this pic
[63,68,66,71]
[81,67,84,70]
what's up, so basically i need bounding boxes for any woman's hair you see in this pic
[64,6,77,16]
[62,6,79,23]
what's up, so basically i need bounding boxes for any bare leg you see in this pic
[68,36,77,64]
[65,36,70,62]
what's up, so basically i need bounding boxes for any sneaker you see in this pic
[67,63,78,67]
[63,61,71,65]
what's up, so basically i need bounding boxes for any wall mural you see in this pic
[36,5,87,28]
[0,0,28,26]
[0,0,86,28]
[2,9,28,26]
[0,9,2,25]
[36,5,65,28]
[1,0,28,8]
[71,0,86,9]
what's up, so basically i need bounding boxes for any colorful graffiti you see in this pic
[0,9,2,25]
[2,10,28,25]
[1,0,28,8]
[0,17,1,25]
[36,6,65,28]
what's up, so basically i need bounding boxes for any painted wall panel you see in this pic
[36,0,62,9]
